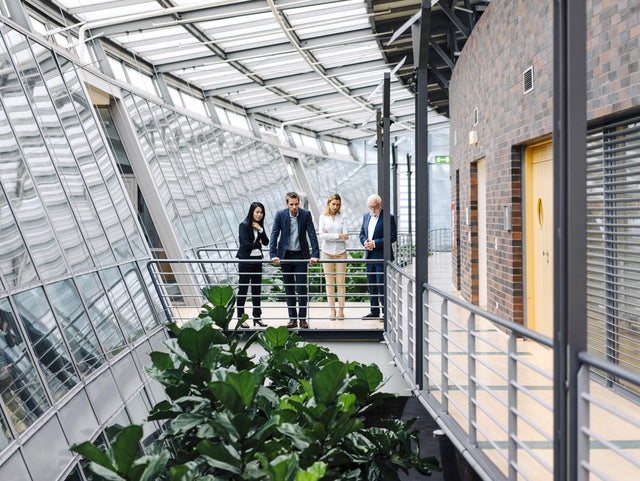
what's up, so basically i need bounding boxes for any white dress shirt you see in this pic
[319,212,348,255]
[367,214,379,245]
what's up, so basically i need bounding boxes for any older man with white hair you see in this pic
[359,194,397,319]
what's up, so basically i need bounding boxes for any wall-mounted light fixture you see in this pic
[469,130,478,144]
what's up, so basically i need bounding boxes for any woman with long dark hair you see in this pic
[236,202,269,328]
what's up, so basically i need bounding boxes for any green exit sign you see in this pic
[434,155,450,164]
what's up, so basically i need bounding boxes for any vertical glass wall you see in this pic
[300,153,376,234]
[122,91,297,259]
[0,22,163,461]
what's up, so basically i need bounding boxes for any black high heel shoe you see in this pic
[253,318,267,327]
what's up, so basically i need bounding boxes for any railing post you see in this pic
[441,297,449,413]
[422,285,428,389]
[576,363,590,481]
[508,333,518,481]
[467,312,477,446]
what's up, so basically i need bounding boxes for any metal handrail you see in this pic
[146,256,386,335]
[384,261,640,481]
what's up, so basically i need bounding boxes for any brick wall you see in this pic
[449,0,640,324]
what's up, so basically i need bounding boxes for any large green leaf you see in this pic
[226,370,257,406]
[328,418,362,443]
[207,285,234,307]
[69,441,116,472]
[167,463,196,481]
[230,412,253,440]
[150,351,174,371]
[282,347,310,365]
[131,453,170,481]
[263,325,290,348]
[267,454,299,481]
[170,413,208,434]
[295,461,327,481]
[312,360,348,405]
[88,463,126,481]
[147,400,179,421]
[210,305,231,324]
[209,411,238,442]
[196,440,241,473]
[209,380,242,410]
[352,364,384,393]
[112,425,143,474]
[177,326,214,363]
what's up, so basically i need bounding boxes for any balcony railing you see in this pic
[385,260,640,481]
[146,251,387,339]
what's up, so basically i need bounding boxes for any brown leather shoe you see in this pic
[286,320,298,328]
[299,320,309,329]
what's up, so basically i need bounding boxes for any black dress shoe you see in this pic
[361,312,380,319]
[241,322,250,328]
[299,320,309,329]
[253,319,267,327]
[286,320,298,328]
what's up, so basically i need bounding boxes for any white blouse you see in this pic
[319,212,348,255]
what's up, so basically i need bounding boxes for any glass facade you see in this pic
[0,22,165,477]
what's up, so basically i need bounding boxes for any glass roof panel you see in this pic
[218,35,289,52]
[47,0,431,141]
[292,18,371,39]
[67,1,159,22]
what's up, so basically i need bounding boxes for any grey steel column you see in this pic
[376,109,383,191]
[392,140,399,222]
[382,73,392,321]
[412,1,431,389]
[552,1,587,481]
[407,153,413,238]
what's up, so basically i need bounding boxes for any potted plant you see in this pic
[71,285,439,480]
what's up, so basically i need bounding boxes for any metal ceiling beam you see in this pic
[437,1,470,37]
[430,39,455,70]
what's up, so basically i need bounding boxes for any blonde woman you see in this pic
[319,194,349,320]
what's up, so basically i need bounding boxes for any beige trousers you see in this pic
[321,251,347,308]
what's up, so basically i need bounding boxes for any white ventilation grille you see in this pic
[523,66,534,93]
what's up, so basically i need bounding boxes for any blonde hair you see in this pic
[323,193,342,215]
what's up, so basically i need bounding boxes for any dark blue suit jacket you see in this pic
[359,210,397,259]
[269,208,320,259]
[236,220,269,259]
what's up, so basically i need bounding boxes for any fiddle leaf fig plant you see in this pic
[71,285,439,480]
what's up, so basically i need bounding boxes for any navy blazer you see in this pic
[269,208,320,259]
[236,220,269,259]
[359,209,397,259]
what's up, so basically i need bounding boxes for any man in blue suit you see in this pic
[359,194,397,319]
[270,192,320,329]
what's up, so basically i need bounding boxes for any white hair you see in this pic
[367,194,382,205]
